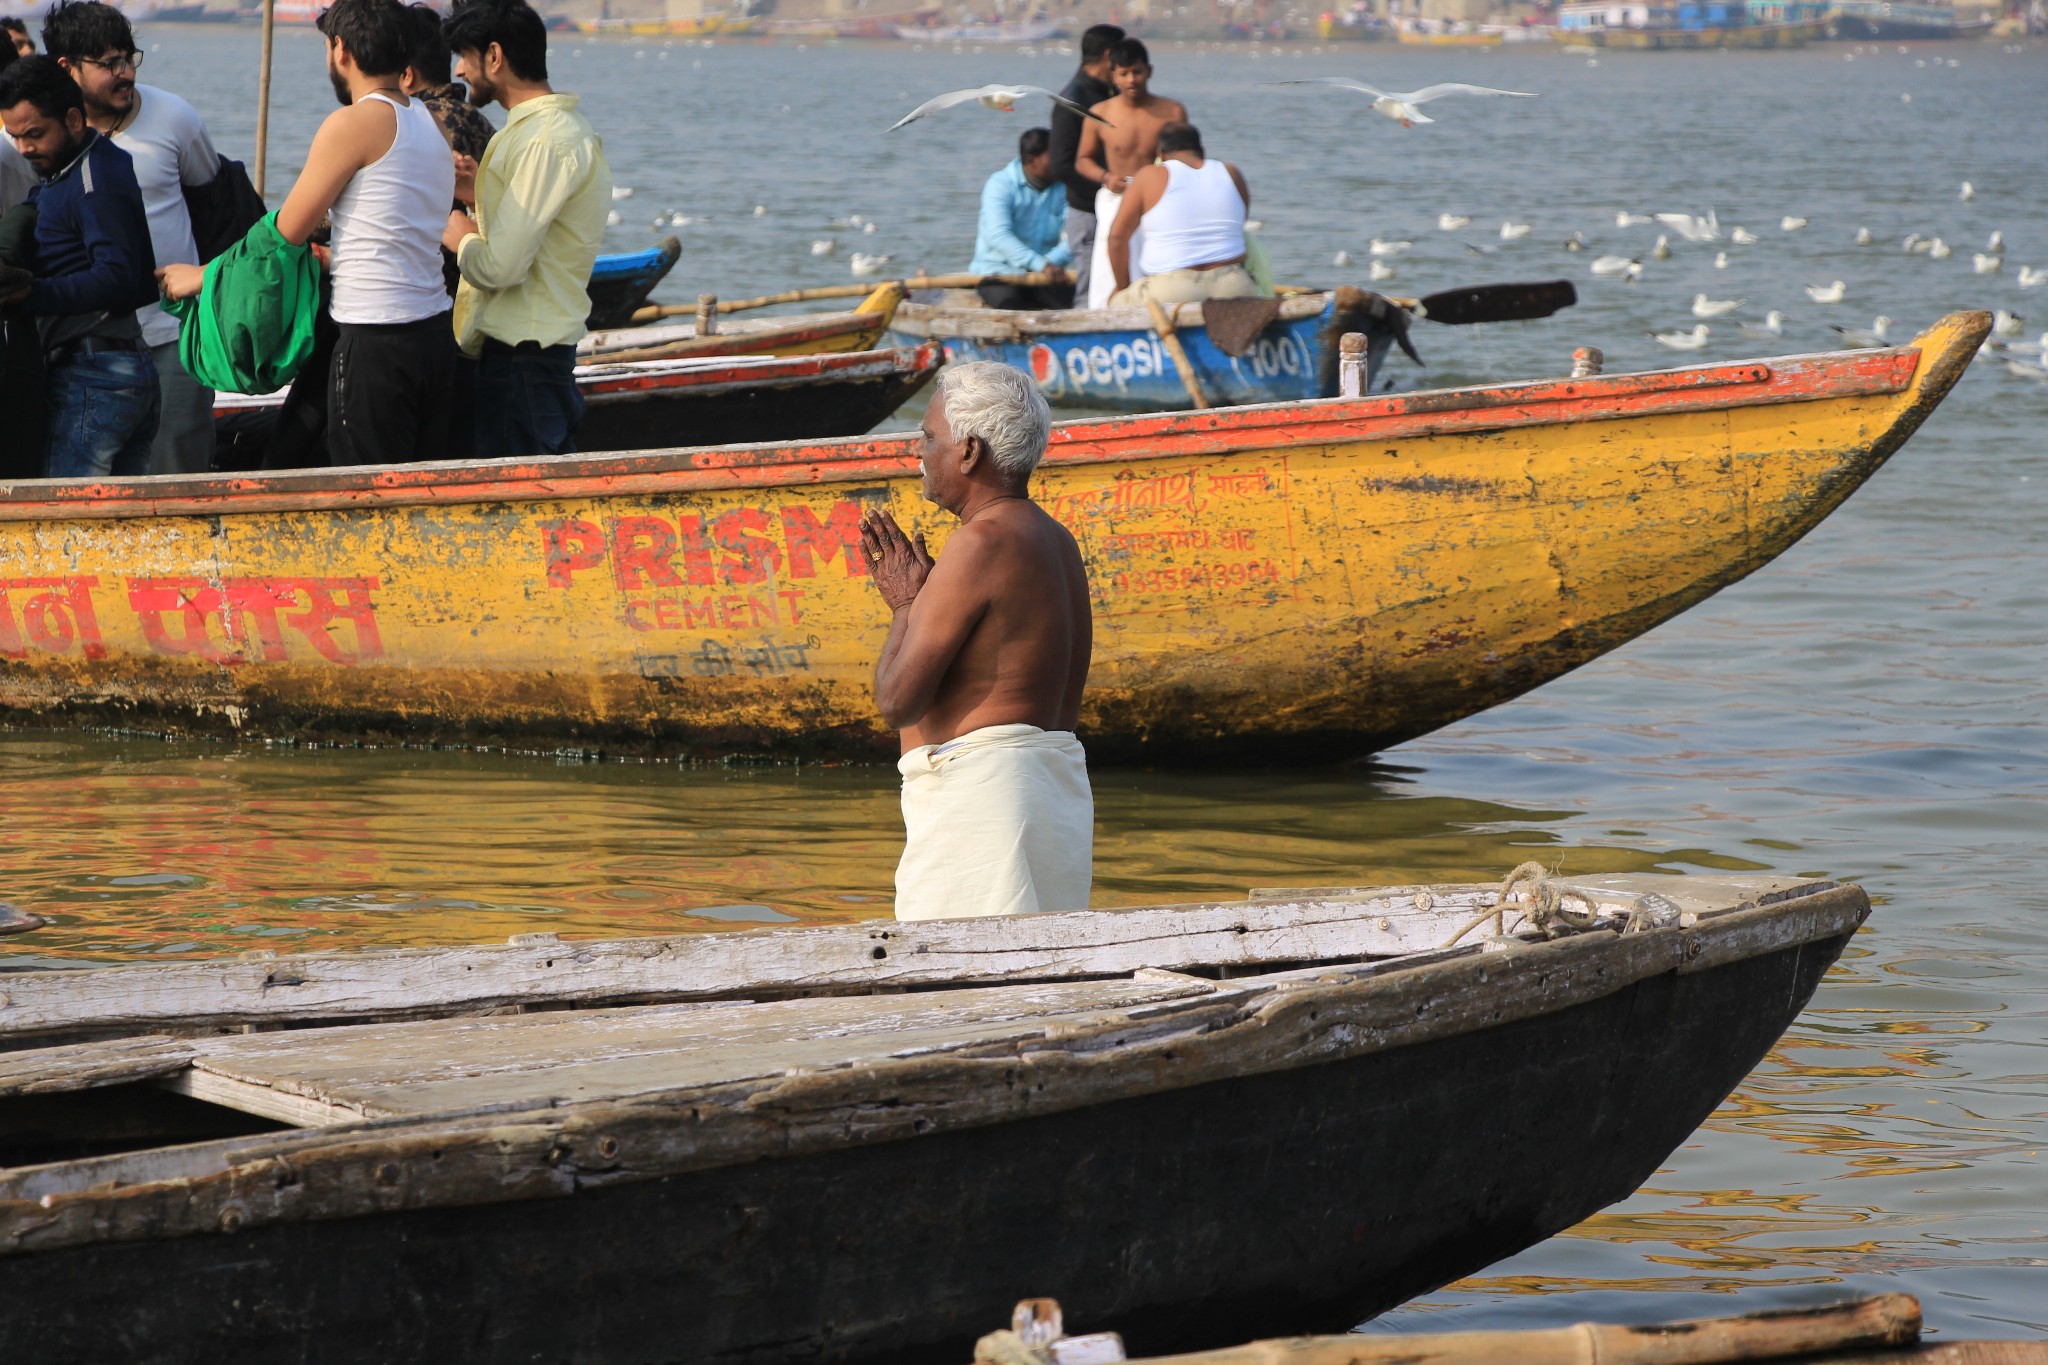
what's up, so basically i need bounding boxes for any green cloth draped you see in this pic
[164,211,320,395]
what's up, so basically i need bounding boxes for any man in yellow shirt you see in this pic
[438,0,608,458]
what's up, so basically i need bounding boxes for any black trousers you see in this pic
[327,311,457,466]
[978,281,1076,311]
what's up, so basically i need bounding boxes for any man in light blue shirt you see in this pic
[968,128,1074,311]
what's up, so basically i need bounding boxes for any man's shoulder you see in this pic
[82,133,143,195]
[135,84,205,130]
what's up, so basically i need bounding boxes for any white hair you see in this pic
[936,362,1052,480]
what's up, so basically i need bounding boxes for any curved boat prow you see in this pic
[1886,309,1990,449]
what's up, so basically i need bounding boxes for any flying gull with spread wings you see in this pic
[1265,77,1538,127]
[887,85,1114,132]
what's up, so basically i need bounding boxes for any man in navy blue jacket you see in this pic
[0,54,158,478]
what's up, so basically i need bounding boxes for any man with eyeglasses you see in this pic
[44,0,221,476]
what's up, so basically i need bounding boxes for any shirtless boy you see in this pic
[1072,38,1185,308]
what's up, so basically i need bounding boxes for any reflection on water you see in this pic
[0,735,1706,966]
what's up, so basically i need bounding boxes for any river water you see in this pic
[3,22,2046,1341]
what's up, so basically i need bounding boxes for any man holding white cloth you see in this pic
[859,363,1094,921]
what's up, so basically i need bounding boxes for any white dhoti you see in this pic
[1086,185,1146,310]
[894,723,1094,921]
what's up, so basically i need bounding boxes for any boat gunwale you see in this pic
[890,291,1335,341]
[575,342,940,400]
[0,879,1869,1255]
[0,325,1965,523]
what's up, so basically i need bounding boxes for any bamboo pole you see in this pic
[1145,296,1210,410]
[628,271,1057,323]
[253,0,277,200]
[1119,1294,1922,1365]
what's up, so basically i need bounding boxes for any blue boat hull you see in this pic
[888,288,1398,413]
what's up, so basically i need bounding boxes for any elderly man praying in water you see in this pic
[860,362,1094,921]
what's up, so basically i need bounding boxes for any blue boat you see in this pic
[887,286,1408,412]
[585,236,683,331]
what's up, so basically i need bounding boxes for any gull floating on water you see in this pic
[753,204,768,216]
[1902,233,1927,253]
[1714,251,1729,269]
[1654,210,1718,243]
[1692,294,1745,318]
[1992,309,2025,336]
[1368,259,1397,281]
[887,84,1113,132]
[1806,280,1848,303]
[1590,255,1637,276]
[612,186,634,200]
[1780,216,1808,232]
[1333,250,1353,266]
[1616,211,1653,228]
[1973,253,2003,275]
[811,239,836,255]
[1928,238,1953,260]
[1729,226,1759,245]
[1960,181,1975,202]
[1499,221,1532,240]
[849,253,893,276]
[1830,316,1893,348]
[1986,230,2004,254]
[1437,212,1471,230]
[1652,234,1672,260]
[1738,310,1786,339]
[1651,324,1710,350]
[1855,226,1874,245]
[1369,238,1412,257]
[2018,266,2048,289]
[1563,230,1585,252]
[1262,77,1540,127]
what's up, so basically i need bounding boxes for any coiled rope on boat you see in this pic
[1442,861,1680,949]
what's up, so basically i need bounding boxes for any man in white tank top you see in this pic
[1104,122,1261,309]
[272,0,458,466]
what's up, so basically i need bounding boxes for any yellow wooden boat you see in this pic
[578,283,904,363]
[0,313,1985,762]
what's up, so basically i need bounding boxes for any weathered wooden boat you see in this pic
[890,287,1418,413]
[0,871,1869,1363]
[583,237,683,331]
[211,345,942,463]
[0,312,1986,760]
[580,282,905,363]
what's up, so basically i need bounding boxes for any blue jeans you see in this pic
[474,341,583,459]
[46,348,162,480]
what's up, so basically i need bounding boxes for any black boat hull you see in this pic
[0,926,1850,1364]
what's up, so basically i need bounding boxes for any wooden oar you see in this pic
[1145,297,1210,410]
[629,271,1059,322]
[1398,279,1580,326]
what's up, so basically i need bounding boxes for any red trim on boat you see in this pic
[0,346,1920,522]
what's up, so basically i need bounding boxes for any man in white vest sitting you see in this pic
[1103,122,1259,309]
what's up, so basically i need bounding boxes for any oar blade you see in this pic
[1415,280,1578,326]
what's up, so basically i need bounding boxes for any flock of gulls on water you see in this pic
[594,50,2044,385]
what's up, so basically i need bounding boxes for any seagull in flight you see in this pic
[888,84,1113,132]
[1264,77,1538,127]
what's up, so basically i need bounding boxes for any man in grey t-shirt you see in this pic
[47,0,220,475]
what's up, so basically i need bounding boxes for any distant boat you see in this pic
[584,237,682,332]
[213,345,944,466]
[1560,0,1826,45]
[893,17,1065,41]
[1392,21,1505,44]
[765,6,941,37]
[1825,0,1992,38]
